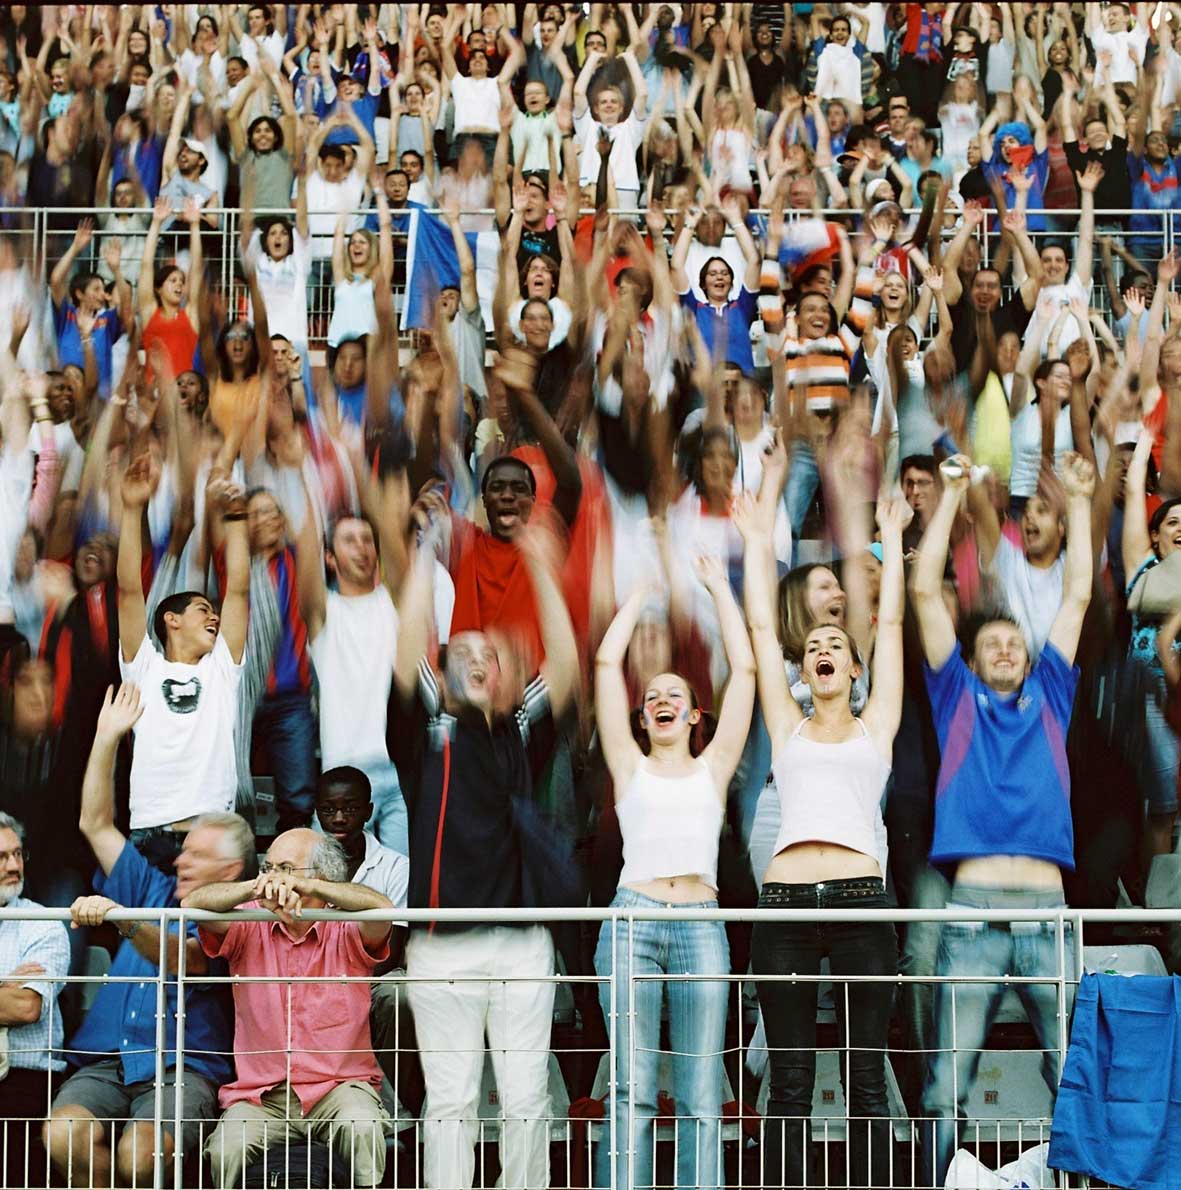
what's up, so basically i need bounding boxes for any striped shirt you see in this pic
[0,897,69,1071]
[784,334,853,412]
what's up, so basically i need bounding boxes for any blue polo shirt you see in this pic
[67,842,232,1085]
[924,642,1078,871]
[680,286,757,373]
[53,299,123,399]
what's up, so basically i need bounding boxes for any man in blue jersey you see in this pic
[911,452,1096,1187]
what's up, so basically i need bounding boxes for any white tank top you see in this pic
[771,718,891,866]
[617,757,723,891]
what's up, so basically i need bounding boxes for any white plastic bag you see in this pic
[945,1143,1052,1189]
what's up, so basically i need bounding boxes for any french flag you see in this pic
[400,208,501,331]
[778,218,841,277]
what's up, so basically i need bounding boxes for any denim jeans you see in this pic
[252,691,318,832]
[364,758,409,857]
[783,440,820,541]
[593,889,730,1190]
[920,885,1070,1188]
[752,878,897,1190]
[729,703,772,862]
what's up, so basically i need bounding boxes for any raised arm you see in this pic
[1046,453,1095,664]
[695,555,756,789]
[912,458,969,669]
[518,516,579,718]
[49,220,95,308]
[78,684,141,875]
[116,454,153,662]
[1122,426,1155,581]
[593,586,648,788]
[733,440,802,746]
[861,495,912,754]
[295,478,328,640]
[1073,160,1102,285]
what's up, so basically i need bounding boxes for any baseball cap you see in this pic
[182,137,207,159]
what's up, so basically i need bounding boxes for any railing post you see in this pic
[152,908,168,1190]
[173,908,188,1190]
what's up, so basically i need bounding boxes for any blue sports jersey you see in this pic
[924,642,1078,870]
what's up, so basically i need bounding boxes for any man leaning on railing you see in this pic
[0,812,69,1184]
[44,685,255,1189]
[184,829,394,1190]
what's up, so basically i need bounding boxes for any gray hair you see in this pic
[308,834,349,883]
[0,813,26,844]
[192,812,258,881]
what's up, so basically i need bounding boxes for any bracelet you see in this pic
[118,921,142,940]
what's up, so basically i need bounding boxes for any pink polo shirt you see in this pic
[199,911,389,1112]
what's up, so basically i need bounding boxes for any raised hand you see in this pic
[875,492,914,537]
[1159,250,1179,284]
[120,452,155,509]
[923,265,945,293]
[1060,451,1096,499]
[72,218,95,252]
[692,552,727,590]
[1123,286,1145,318]
[95,683,145,742]
[102,237,123,274]
[1076,160,1105,193]
[645,196,666,239]
[938,453,974,496]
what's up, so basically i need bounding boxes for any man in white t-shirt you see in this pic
[969,475,1069,661]
[1027,161,1101,354]
[573,48,648,209]
[116,457,250,873]
[1088,2,1148,88]
[297,484,408,856]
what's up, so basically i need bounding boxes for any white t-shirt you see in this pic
[815,42,862,108]
[1033,273,1090,355]
[988,534,1064,660]
[31,421,84,493]
[239,30,286,70]
[1009,399,1073,499]
[575,109,644,191]
[303,171,366,259]
[309,587,398,770]
[120,633,244,829]
[249,228,311,344]
[1091,25,1148,87]
[176,48,226,105]
[450,75,500,134]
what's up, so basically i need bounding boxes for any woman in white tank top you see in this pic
[593,555,755,1190]
[736,487,910,1190]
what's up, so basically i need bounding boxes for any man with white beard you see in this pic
[0,811,70,1174]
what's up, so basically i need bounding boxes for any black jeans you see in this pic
[752,878,898,1189]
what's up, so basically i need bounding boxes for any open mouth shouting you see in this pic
[815,658,836,678]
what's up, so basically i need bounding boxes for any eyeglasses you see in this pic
[0,848,26,865]
[259,861,315,876]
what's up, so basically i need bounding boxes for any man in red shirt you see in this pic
[183,829,394,1187]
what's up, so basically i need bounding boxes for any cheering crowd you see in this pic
[1,1,1180,1188]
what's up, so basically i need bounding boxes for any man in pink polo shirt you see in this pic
[182,828,394,1188]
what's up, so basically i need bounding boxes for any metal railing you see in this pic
[5,205,1173,349]
[0,902,1173,1188]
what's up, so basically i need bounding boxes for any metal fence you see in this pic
[0,902,1172,1189]
[4,205,1173,354]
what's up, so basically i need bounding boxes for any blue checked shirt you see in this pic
[0,898,69,1072]
[67,843,232,1085]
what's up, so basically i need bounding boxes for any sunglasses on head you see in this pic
[225,327,251,341]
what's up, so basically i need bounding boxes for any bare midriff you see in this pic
[763,840,881,886]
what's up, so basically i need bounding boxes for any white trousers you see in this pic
[406,925,555,1189]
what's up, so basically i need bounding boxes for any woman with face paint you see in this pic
[736,487,910,1190]
[592,555,755,1190]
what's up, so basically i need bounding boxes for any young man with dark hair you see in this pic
[296,473,408,854]
[911,451,1096,1187]
[115,458,250,873]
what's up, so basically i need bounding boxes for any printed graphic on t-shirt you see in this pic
[162,676,202,714]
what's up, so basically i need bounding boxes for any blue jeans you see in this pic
[784,440,820,541]
[363,758,408,857]
[253,691,318,832]
[593,889,730,1190]
[920,885,1070,1187]
[752,878,897,1190]
[730,704,772,862]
